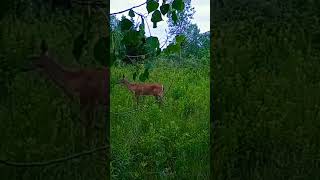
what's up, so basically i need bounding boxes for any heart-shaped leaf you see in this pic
[129,9,135,17]
[151,10,163,23]
[120,18,133,31]
[160,4,170,15]
[147,0,159,13]
[151,10,163,28]
[146,36,160,50]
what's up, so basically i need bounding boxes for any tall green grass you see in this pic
[110,61,210,179]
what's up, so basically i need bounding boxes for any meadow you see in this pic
[110,59,210,179]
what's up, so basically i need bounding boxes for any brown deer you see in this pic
[118,75,164,106]
[30,40,109,146]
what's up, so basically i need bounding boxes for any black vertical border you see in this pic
[210,0,215,179]
[106,0,111,178]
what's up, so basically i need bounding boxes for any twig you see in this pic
[110,1,147,15]
[72,0,107,8]
[134,10,152,36]
[0,145,109,168]
[144,14,152,36]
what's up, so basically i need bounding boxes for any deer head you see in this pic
[29,40,50,70]
[118,74,129,85]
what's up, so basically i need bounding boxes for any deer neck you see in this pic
[40,56,74,98]
[123,81,136,92]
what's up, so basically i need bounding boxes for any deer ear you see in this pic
[40,40,48,55]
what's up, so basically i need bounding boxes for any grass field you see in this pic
[110,60,210,179]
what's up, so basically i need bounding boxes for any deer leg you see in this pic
[135,94,139,106]
[87,105,96,147]
[158,96,163,107]
[80,100,94,147]
[80,104,88,145]
[91,105,100,145]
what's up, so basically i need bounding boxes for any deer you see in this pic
[118,75,164,106]
[29,40,109,146]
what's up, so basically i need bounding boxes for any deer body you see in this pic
[31,41,109,145]
[119,76,164,106]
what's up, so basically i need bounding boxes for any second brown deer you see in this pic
[30,40,109,146]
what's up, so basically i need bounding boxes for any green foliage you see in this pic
[213,0,320,179]
[0,4,107,179]
[139,68,149,82]
[172,0,185,11]
[151,10,163,28]
[146,0,159,13]
[171,11,178,25]
[163,44,180,55]
[122,30,143,47]
[111,60,209,179]
[72,33,87,62]
[94,37,109,66]
[128,9,135,17]
[111,0,188,78]
[163,35,186,55]
[160,4,170,15]
[0,0,12,20]
[146,36,160,53]
[120,18,133,31]
[175,34,186,44]
[177,23,210,58]
[168,0,194,37]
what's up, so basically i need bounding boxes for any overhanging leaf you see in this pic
[146,0,159,13]
[122,30,143,47]
[151,10,163,28]
[172,0,184,11]
[171,11,178,25]
[160,4,170,15]
[129,9,135,17]
[146,36,160,50]
[120,18,133,31]
[153,22,157,28]
[151,10,163,23]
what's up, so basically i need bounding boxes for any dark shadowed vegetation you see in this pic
[212,0,320,179]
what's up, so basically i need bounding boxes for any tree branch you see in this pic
[110,1,147,15]
[0,145,108,168]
